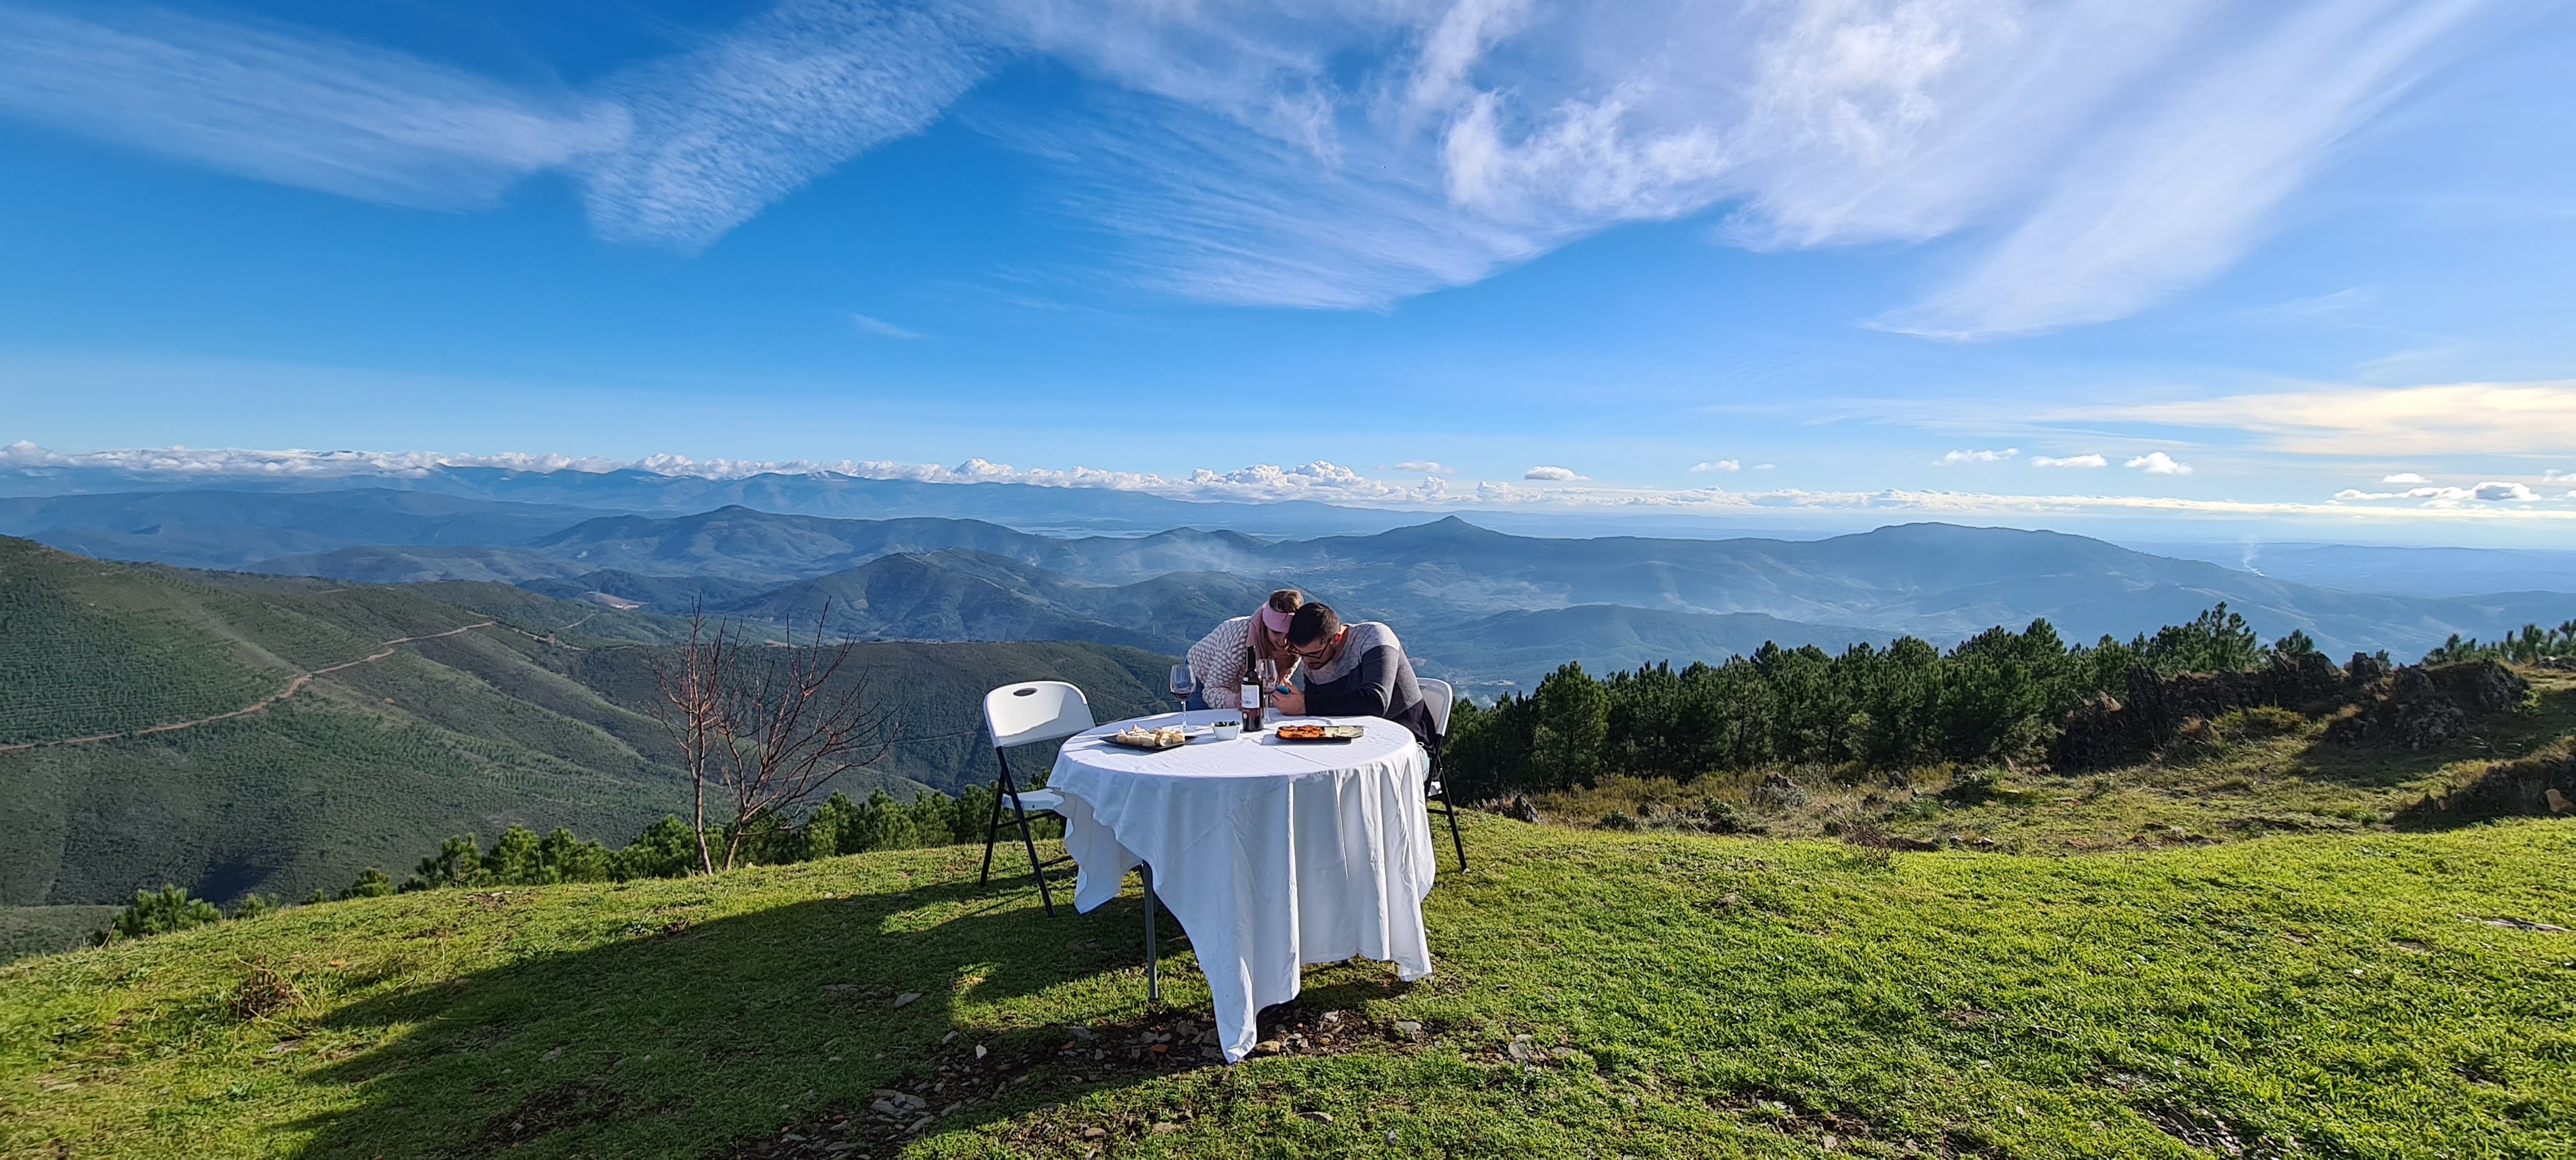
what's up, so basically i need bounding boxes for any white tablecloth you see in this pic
[1047,709,1437,1062]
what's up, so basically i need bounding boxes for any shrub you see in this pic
[338,867,395,900]
[109,885,222,941]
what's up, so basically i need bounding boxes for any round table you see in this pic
[1047,709,1438,1062]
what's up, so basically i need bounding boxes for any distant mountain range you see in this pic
[8,477,2574,692]
[0,465,1427,538]
[0,537,1172,908]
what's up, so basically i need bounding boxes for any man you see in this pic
[1269,602,1436,748]
[1184,589,1303,710]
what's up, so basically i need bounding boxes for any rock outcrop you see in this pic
[2050,656,2527,768]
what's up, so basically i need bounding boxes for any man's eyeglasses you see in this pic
[1289,641,1331,661]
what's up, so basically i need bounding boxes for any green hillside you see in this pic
[0,539,1176,910]
[3,816,2568,1158]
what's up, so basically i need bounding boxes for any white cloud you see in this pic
[2032,454,2108,468]
[2333,480,2545,505]
[13,441,2576,526]
[848,313,924,339]
[1395,461,1457,475]
[0,1,2510,328]
[1753,463,1776,470]
[1690,459,1742,473]
[2126,452,2193,475]
[1522,465,1583,481]
[2067,380,2576,457]
[2381,471,2428,484]
[1935,447,2017,466]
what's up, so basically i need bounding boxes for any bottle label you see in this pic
[1241,683,1261,710]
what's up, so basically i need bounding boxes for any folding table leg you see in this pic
[1142,862,1160,1004]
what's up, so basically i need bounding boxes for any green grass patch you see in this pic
[4,818,2571,1157]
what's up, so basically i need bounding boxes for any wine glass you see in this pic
[1255,657,1281,717]
[1168,664,1195,726]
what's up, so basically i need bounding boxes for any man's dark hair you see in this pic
[1287,602,1342,646]
[1266,588,1304,614]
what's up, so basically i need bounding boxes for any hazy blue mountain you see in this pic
[12,471,2570,685]
[713,549,1272,654]
[1402,605,1882,693]
[0,464,1423,538]
[1238,518,2575,661]
[2135,541,2576,598]
[0,488,606,571]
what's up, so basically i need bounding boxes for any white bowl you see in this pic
[1208,720,1244,741]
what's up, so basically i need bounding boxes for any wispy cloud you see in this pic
[847,312,925,339]
[1690,459,1742,473]
[2126,452,2194,475]
[0,4,622,210]
[580,0,990,251]
[1873,0,2492,339]
[1935,447,2017,466]
[0,1,2513,329]
[1395,461,1457,475]
[2032,454,2108,468]
[2067,380,2576,457]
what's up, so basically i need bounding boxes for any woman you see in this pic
[1270,602,1436,749]
[1184,588,1303,710]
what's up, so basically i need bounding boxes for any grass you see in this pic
[4,813,2570,1158]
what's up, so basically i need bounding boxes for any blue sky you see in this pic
[2,0,2573,545]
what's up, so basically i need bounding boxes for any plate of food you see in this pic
[1108,724,1190,750]
[1272,722,1366,742]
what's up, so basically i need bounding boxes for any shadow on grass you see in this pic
[273,867,1215,1159]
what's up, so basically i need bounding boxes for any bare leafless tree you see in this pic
[650,602,893,873]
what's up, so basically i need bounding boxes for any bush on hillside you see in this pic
[107,885,222,942]
[1438,604,2481,801]
[327,783,1022,904]
[339,868,396,900]
[1448,616,2138,800]
[2425,619,2576,667]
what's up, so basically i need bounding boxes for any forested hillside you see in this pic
[0,538,1173,908]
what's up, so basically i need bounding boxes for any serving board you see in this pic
[1272,724,1366,743]
[1107,730,1188,750]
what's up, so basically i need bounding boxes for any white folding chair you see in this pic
[1417,677,1468,871]
[977,681,1092,916]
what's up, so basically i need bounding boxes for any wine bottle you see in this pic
[1236,644,1257,727]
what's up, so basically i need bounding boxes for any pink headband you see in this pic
[1258,606,1294,634]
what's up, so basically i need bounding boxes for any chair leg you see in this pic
[1430,744,1467,872]
[1142,862,1159,1004]
[978,749,1013,888]
[1444,792,1468,872]
[1013,791,1057,918]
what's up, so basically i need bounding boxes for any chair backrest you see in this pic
[1418,677,1453,739]
[984,681,1096,749]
